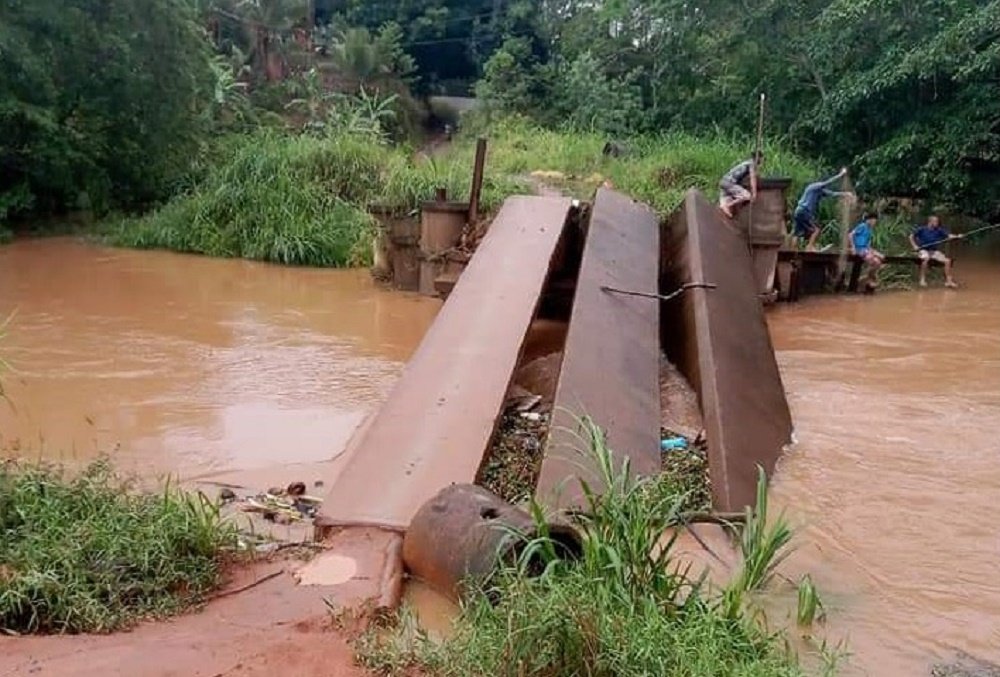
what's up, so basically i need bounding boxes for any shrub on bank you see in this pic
[109,132,384,267]
[0,460,236,634]
[109,130,527,267]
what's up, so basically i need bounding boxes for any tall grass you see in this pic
[108,132,384,267]
[0,459,238,634]
[108,129,527,267]
[452,116,821,215]
[357,417,804,677]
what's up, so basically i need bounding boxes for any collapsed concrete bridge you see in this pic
[307,188,793,607]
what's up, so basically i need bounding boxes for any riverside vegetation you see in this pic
[5,1,996,262]
[0,460,238,634]
[355,420,837,677]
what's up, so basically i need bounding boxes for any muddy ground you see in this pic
[0,557,366,677]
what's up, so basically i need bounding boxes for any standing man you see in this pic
[910,215,962,288]
[718,151,763,219]
[792,168,854,251]
[849,213,885,291]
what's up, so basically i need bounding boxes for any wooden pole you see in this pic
[749,93,766,251]
[468,138,487,223]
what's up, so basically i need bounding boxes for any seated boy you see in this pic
[910,215,962,288]
[849,213,884,291]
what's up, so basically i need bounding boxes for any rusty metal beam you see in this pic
[661,190,793,512]
[535,188,662,513]
[315,196,574,531]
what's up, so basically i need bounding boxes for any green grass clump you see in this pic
[357,419,804,677]
[108,132,385,267]
[0,460,237,634]
[108,129,528,267]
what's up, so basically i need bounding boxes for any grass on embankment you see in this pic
[356,419,814,677]
[0,459,237,634]
[106,117,827,268]
[449,116,821,216]
[107,130,526,267]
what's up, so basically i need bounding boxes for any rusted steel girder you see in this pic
[535,188,662,513]
[661,190,793,512]
[315,196,574,532]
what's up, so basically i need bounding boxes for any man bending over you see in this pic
[792,168,854,251]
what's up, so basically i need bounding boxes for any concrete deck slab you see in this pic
[662,190,793,512]
[536,188,661,512]
[315,196,573,530]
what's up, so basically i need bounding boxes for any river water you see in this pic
[768,260,1000,675]
[2,238,998,674]
[0,238,439,478]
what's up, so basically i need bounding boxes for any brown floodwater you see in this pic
[768,260,1000,675]
[0,238,439,478]
[3,237,999,674]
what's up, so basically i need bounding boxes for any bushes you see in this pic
[0,460,237,634]
[0,0,214,220]
[109,127,527,267]
[109,116,817,268]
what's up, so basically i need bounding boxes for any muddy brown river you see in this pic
[769,260,1000,675]
[0,238,439,478]
[1,238,998,674]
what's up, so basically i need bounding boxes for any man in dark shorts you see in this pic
[910,214,962,288]
[718,151,762,219]
[792,168,853,250]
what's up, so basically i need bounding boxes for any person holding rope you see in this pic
[792,168,854,251]
[910,215,962,288]
[849,213,885,292]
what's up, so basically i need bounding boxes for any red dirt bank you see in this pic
[0,560,368,677]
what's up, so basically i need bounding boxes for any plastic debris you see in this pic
[661,436,690,451]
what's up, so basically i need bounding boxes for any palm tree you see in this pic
[236,0,309,81]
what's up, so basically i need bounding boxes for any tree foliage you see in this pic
[463,0,1000,218]
[0,0,215,219]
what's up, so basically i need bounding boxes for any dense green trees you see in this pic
[0,0,215,219]
[2,0,996,226]
[465,0,1000,218]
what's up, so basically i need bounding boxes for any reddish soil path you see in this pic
[0,561,370,677]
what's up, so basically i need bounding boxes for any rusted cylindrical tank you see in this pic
[737,178,792,298]
[368,208,394,282]
[372,208,420,291]
[403,484,581,601]
[419,201,468,297]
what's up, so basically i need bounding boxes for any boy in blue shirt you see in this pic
[792,168,854,251]
[909,215,962,288]
[849,213,884,291]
